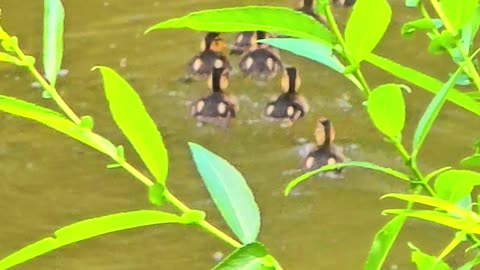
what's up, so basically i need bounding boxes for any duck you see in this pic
[296,0,327,24]
[238,31,282,81]
[230,31,256,55]
[185,32,231,81]
[332,0,356,6]
[190,66,238,127]
[301,118,345,172]
[264,67,309,126]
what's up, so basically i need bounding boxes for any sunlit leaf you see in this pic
[405,0,420,7]
[0,95,117,157]
[458,254,480,270]
[461,154,480,168]
[401,18,442,38]
[409,243,452,270]
[428,31,457,54]
[181,210,206,224]
[285,161,410,196]
[79,115,94,130]
[366,53,480,116]
[0,52,23,65]
[213,242,275,270]
[411,65,465,159]
[94,66,168,185]
[345,0,392,63]
[364,216,406,270]
[189,142,260,244]
[145,6,334,45]
[43,0,64,87]
[440,0,478,31]
[148,183,166,206]
[436,231,467,266]
[0,211,184,270]
[434,170,480,204]
[367,84,405,139]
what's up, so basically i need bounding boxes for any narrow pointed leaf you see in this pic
[94,66,168,185]
[410,243,452,270]
[0,52,23,65]
[0,95,117,157]
[213,242,274,270]
[0,211,184,270]
[366,53,480,116]
[285,161,410,196]
[458,254,480,270]
[411,64,465,159]
[364,216,406,270]
[345,0,392,63]
[189,142,260,244]
[43,0,64,87]
[145,6,334,45]
[440,0,478,31]
[367,84,405,139]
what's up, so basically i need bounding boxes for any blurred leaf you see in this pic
[285,161,410,196]
[0,210,184,270]
[458,254,480,270]
[79,115,94,130]
[367,84,405,139]
[189,142,260,245]
[314,0,328,17]
[424,166,451,183]
[345,0,392,63]
[0,95,117,157]
[440,0,478,31]
[436,231,467,265]
[409,243,452,270]
[1,36,17,52]
[405,0,420,7]
[145,6,334,45]
[213,242,275,270]
[43,0,64,87]
[148,183,166,206]
[0,52,23,65]
[364,216,406,270]
[434,170,480,204]
[459,7,480,54]
[411,65,465,160]
[461,154,480,168]
[401,19,441,38]
[94,66,169,185]
[181,210,206,224]
[366,53,480,116]
[428,31,457,54]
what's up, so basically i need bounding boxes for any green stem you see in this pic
[324,3,371,96]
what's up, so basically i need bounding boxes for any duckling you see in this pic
[296,0,327,24]
[302,118,345,172]
[230,31,256,55]
[186,32,231,81]
[190,66,239,127]
[238,31,282,81]
[332,0,356,6]
[264,67,309,126]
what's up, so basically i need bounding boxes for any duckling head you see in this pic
[201,32,227,52]
[332,0,356,7]
[281,66,301,94]
[315,117,336,147]
[207,65,229,92]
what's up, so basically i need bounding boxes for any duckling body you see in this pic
[302,118,345,172]
[230,31,256,55]
[265,67,309,125]
[186,32,231,81]
[296,0,326,24]
[238,31,282,81]
[191,67,238,127]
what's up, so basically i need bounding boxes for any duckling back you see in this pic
[265,93,305,121]
[239,48,282,81]
[191,92,236,119]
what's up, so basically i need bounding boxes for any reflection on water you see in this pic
[0,0,478,269]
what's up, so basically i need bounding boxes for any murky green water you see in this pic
[1,1,479,269]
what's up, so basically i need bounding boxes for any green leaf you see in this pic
[364,216,406,270]
[461,154,480,168]
[43,0,64,87]
[410,243,452,270]
[440,0,478,31]
[285,161,410,196]
[0,95,117,157]
[428,31,457,55]
[401,19,441,38]
[79,115,94,130]
[181,210,206,224]
[0,52,23,65]
[367,84,405,139]
[411,64,465,160]
[145,6,334,45]
[345,0,392,63]
[405,0,420,7]
[458,254,480,270]
[0,210,184,270]
[434,170,480,204]
[366,53,480,116]
[148,183,166,206]
[94,66,168,185]
[188,142,260,245]
[213,242,275,270]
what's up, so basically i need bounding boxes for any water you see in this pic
[0,0,478,269]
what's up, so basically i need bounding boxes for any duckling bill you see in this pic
[302,118,345,172]
[238,31,282,81]
[191,67,238,127]
[264,67,309,125]
[186,32,232,81]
